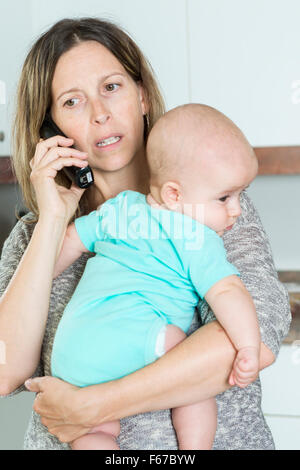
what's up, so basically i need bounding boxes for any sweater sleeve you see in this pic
[198,190,291,358]
[0,214,43,397]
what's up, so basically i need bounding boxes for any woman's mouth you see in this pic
[95,135,122,149]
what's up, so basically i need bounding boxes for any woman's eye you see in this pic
[64,98,79,107]
[219,195,229,202]
[105,83,120,92]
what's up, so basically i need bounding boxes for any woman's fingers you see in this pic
[30,157,88,182]
[28,137,89,220]
[30,135,89,183]
[35,148,88,170]
[50,157,88,171]
[33,135,74,164]
[31,144,87,170]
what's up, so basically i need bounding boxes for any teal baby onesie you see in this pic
[51,190,239,387]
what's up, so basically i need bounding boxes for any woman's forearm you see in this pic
[79,320,274,426]
[0,215,67,393]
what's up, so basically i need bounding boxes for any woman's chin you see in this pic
[91,158,133,173]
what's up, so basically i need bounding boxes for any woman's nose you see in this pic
[91,99,111,125]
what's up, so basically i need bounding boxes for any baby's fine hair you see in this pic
[146,103,253,187]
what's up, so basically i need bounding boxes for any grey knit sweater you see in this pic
[0,191,291,450]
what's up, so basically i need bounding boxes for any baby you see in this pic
[51,103,259,450]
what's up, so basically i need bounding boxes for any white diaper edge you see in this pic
[154,324,167,358]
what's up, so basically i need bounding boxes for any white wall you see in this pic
[30,0,190,111]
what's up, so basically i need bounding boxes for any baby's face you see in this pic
[179,148,258,237]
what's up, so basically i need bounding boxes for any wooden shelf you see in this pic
[1,146,300,184]
[278,271,300,284]
[255,146,300,175]
[0,157,16,184]
[278,271,300,345]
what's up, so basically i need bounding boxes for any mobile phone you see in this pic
[40,113,94,188]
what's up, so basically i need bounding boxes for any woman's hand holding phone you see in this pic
[30,135,89,222]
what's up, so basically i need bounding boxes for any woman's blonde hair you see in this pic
[12,17,165,223]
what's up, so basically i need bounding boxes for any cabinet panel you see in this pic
[0,2,33,156]
[264,415,300,450]
[260,345,300,417]
[188,0,300,146]
[0,391,35,450]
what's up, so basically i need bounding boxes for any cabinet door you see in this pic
[260,344,300,417]
[0,1,33,156]
[264,415,300,450]
[188,0,300,146]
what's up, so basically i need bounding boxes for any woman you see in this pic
[0,18,291,450]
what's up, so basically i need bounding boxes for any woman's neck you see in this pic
[85,151,150,210]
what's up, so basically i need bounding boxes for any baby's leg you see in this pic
[172,397,217,450]
[70,420,120,450]
[164,325,217,450]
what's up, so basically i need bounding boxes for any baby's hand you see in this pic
[228,346,260,388]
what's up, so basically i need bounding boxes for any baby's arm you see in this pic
[53,223,90,279]
[205,275,261,388]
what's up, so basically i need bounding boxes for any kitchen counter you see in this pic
[278,271,300,344]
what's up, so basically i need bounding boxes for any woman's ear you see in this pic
[138,83,149,115]
[160,181,182,210]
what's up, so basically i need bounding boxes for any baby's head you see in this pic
[146,104,258,236]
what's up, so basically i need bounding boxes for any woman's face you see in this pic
[51,40,148,173]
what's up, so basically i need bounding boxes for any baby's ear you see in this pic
[160,181,182,210]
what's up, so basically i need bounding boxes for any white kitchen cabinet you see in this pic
[264,416,300,450]
[260,344,300,449]
[0,1,33,156]
[187,0,300,147]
